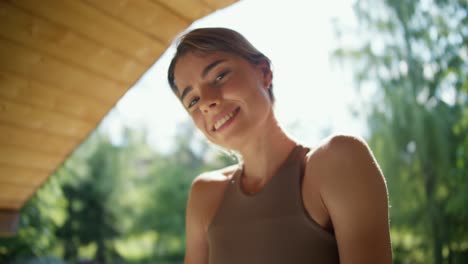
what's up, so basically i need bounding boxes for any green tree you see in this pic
[0,183,63,263]
[135,121,235,263]
[56,131,126,263]
[1,120,236,264]
[334,0,467,263]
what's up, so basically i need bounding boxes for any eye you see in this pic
[188,97,199,108]
[214,70,230,83]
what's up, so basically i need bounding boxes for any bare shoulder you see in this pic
[307,134,369,156]
[190,164,238,204]
[191,164,238,189]
[305,133,387,197]
[305,134,392,263]
[185,165,239,262]
[305,134,378,173]
[302,135,379,222]
[187,164,239,231]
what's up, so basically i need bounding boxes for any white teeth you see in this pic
[214,110,236,130]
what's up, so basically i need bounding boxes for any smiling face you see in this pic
[173,51,273,150]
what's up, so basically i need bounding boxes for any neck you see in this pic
[235,116,297,186]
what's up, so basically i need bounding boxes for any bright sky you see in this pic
[102,0,365,153]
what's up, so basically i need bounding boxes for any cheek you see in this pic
[191,112,209,133]
[191,111,202,125]
[224,75,256,98]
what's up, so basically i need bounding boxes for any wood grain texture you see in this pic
[8,0,165,66]
[0,0,238,214]
[203,0,238,10]
[0,123,77,156]
[152,0,212,21]
[0,2,146,83]
[0,99,94,138]
[0,39,128,104]
[0,199,27,210]
[0,164,50,187]
[0,183,38,201]
[0,71,108,122]
[83,0,189,44]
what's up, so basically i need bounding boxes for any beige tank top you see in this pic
[207,144,340,264]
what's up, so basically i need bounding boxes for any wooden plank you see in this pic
[9,0,166,66]
[0,146,64,173]
[0,209,20,235]
[0,200,24,210]
[0,124,77,156]
[152,0,212,21]
[0,39,127,105]
[84,0,188,45]
[0,183,36,202]
[0,164,49,186]
[203,0,238,10]
[0,71,108,123]
[0,99,94,139]
[0,145,64,171]
[0,2,147,84]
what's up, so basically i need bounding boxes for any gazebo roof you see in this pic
[0,0,237,235]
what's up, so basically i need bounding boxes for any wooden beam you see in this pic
[83,0,188,45]
[0,199,24,210]
[0,163,51,211]
[0,163,49,187]
[0,183,37,203]
[0,71,108,123]
[0,38,128,105]
[0,123,78,156]
[203,0,238,10]
[0,99,94,139]
[0,209,20,236]
[152,0,212,21]
[9,0,166,66]
[0,145,64,171]
[0,2,147,83]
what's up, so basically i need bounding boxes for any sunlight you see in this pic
[103,0,363,152]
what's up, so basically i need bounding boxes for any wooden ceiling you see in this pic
[0,0,237,234]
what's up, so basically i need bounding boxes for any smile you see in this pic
[213,107,240,131]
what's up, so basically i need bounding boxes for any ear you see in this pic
[257,59,273,90]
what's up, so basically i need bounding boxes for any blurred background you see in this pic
[0,0,466,263]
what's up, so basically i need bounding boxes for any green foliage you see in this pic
[132,121,234,262]
[1,120,234,264]
[0,175,65,263]
[334,0,467,263]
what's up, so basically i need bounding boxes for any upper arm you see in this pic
[185,177,209,264]
[318,135,392,264]
[184,170,233,264]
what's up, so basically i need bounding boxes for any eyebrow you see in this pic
[179,59,226,102]
[202,59,226,78]
[180,86,192,102]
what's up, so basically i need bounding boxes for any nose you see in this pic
[199,90,220,114]
[199,98,220,114]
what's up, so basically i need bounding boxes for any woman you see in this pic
[167,27,392,264]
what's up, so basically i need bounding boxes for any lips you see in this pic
[212,107,240,131]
